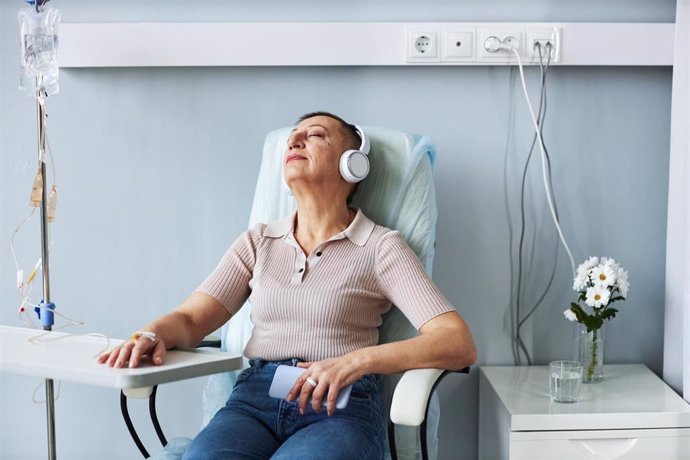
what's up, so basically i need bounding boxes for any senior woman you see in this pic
[99,112,477,459]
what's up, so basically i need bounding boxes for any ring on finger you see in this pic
[306,377,318,388]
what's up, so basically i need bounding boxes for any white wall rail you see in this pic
[59,22,674,68]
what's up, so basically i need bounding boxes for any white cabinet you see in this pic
[479,365,690,459]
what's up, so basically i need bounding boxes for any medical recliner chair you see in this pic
[120,125,469,460]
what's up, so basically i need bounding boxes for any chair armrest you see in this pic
[389,367,470,427]
[390,368,444,426]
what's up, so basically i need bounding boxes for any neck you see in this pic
[293,197,354,248]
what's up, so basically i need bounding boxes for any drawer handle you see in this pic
[569,438,639,459]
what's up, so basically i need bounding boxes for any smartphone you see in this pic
[268,364,352,410]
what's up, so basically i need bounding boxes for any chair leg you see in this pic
[390,368,470,460]
[388,418,398,460]
[148,385,168,447]
[120,390,150,458]
[420,417,429,460]
[421,370,452,460]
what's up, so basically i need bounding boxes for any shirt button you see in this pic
[299,268,304,273]
[316,252,322,257]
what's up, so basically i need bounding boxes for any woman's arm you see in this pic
[290,310,476,416]
[98,292,231,368]
[99,225,263,368]
[351,310,476,374]
[289,230,478,415]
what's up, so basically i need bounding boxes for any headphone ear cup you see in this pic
[339,150,370,183]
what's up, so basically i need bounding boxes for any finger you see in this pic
[97,350,111,363]
[151,340,166,366]
[326,386,339,416]
[311,383,327,414]
[106,347,121,367]
[128,339,150,368]
[296,362,313,369]
[115,341,135,368]
[287,371,309,402]
[298,381,315,415]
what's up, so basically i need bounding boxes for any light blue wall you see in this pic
[0,1,675,459]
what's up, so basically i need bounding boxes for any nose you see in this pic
[288,131,305,150]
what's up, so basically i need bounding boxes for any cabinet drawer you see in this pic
[510,428,690,459]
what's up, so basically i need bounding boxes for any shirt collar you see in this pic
[264,208,375,247]
[264,212,295,238]
[343,208,376,246]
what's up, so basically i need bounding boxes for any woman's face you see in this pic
[284,115,352,196]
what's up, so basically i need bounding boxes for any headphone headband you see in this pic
[353,125,370,156]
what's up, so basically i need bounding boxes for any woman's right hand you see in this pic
[97,332,167,368]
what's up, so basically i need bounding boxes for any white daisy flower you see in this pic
[573,270,590,291]
[590,264,617,287]
[616,268,629,298]
[563,309,578,322]
[578,256,599,273]
[600,257,617,268]
[585,285,610,308]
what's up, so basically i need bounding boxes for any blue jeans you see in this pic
[183,359,385,460]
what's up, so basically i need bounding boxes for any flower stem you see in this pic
[587,329,598,381]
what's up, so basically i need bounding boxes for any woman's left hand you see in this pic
[286,355,364,417]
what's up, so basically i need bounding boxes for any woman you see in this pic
[99,112,477,459]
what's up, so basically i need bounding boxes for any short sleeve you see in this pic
[195,223,266,315]
[375,230,456,329]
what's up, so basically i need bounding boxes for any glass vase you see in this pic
[576,329,603,383]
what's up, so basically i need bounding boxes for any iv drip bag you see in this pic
[18,4,61,97]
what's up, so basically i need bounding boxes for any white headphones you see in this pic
[339,125,370,183]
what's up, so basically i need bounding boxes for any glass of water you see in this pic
[549,360,583,403]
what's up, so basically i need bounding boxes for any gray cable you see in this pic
[514,44,549,364]
[514,43,560,365]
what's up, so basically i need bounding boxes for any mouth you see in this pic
[286,154,306,163]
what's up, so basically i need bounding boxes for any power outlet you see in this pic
[477,29,524,60]
[406,30,440,62]
[527,28,560,63]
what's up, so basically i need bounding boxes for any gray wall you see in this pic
[0,1,675,458]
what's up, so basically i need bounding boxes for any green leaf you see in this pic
[600,308,618,321]
[583,316,603,332]
[609,296,625,303]
[569,303,589,323]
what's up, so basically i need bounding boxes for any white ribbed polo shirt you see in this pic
[196,209,455,361]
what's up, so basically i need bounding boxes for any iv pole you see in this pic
[36,84,56,460]
[24,0,57,455]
